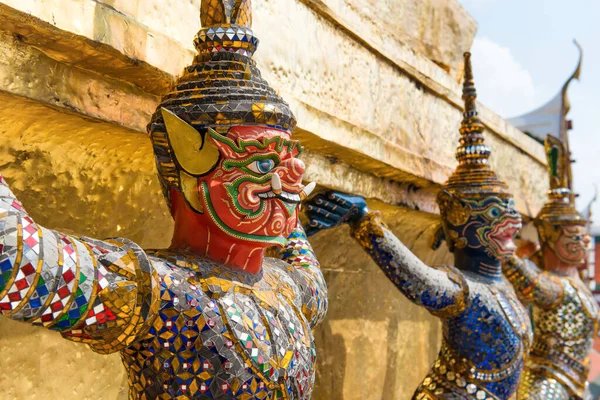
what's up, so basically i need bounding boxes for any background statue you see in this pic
[504,135,598,400]
[304,53,532,400]
[0,0,327,398]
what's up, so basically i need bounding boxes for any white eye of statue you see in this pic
[247,159,276,174]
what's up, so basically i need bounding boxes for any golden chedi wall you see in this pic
[0,0,548,399]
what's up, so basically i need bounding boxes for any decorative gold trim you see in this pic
[180,171,204,213]
[6,225,45,316]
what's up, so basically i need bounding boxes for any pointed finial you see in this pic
[535,134,586,233]
[545,135,570,193]
[462,52,477,115]
[201,0,252,28]
[455,52,489,167]
[562,40,582,97]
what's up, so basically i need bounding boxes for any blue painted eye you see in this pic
[247,159,276,174]
[487,207,501,218]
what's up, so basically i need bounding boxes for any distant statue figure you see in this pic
[304,53,532,400]
[504,135,598,400]
[0,1,327,398]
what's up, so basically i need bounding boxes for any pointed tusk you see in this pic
[271,173,282,194]
[300,182,316,200]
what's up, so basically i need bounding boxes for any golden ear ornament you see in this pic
[537,220,562,250]
[446,230,467,249]
[438,190,471,227]
[455,236,468,249]
[161,108,220,177]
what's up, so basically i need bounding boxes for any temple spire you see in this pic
[442,52,510,199]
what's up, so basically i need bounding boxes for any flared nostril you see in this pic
[279,158,306,181]
[292,158,306,175]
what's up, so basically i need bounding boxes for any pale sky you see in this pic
[458,0,600,227]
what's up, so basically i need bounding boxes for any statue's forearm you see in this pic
[350,211,467,318]
[503,255,563,308]
[279,222,328,327]
[0,175,159,353]
[0,178,90,328]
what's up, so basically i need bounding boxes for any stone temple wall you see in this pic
[0,1,548,398]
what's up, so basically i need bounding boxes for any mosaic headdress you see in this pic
[535,135,586,242]
[148,0,297,202]
[442,52,511,200]
[438,53,511,229]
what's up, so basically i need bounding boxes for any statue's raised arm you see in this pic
[305,53,533,400]
[305,191,467,318]
[502,253,563,309]
[0,174,160,353]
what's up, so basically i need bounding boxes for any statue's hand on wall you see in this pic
[304,191,368,236]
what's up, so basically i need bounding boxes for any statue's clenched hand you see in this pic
[304,191,368,236]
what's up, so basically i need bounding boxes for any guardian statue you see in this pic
[0,1,327,398]
[304,53,532,400]
[504,135,598,400]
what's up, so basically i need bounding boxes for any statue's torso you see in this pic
[522,276,599,399]
[121,252,316,400]
[415,273,533,400]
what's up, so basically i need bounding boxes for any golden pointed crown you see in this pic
[535,135,586,227]
[148,0,296,203]
[442,52,511,200]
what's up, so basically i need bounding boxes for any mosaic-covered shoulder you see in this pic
[146,253,304,303]
[263,257,305,307]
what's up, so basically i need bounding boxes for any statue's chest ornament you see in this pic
[488,286,533,348]
[182,272,315,391]
[537,279,599,342]
[569,279,599,322]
